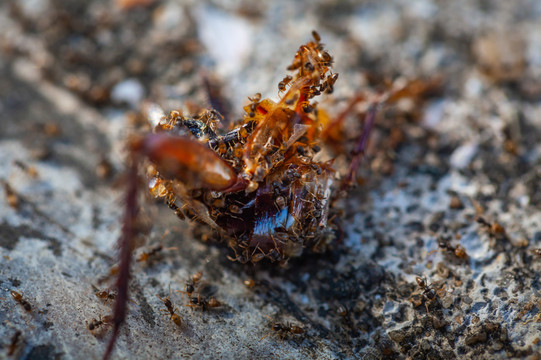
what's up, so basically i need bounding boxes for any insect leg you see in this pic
[341,100,382,189]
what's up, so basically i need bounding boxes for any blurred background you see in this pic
[1,0,540,359]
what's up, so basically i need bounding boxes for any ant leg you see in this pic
[166,195,186,221]
[201,73,231,128]
[104,161,138,360]
[334,220,346,245]
[338,78,439,189]
[322,94,365,141]
[341,100,382,190]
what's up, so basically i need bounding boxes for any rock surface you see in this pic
[1,0,540,359]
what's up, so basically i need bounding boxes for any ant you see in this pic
[10,291,31,312]
[186,294,222,311]
[93,285,117,302]
[136,244,177,263]
[104,31,436,359]
[97,264,119,285]
[428,236,468,259]
[336,304,348,317]
[177,271,203,299]
[13,159,39,178]
[94,286,137,306]
[2,181,19,210]
[412,276,444,313]
[278,75,293,93]
[246,93,262,117]
[87,315,113,333]
[260,315,305,341]
[476,216,507,238]
[243,279,256,289]
[156,284,182,327]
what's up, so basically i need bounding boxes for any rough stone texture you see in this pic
[1,0,541,359]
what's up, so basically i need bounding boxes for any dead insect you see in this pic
[186,294,222,311]
[87,315,113,333]
[412,276,444,313]
[10,291,31,312]
[104,32,429,359]
[260,315,305,341]
[7,330,22,356]
[156,284,182,327]
[130,31,384,268]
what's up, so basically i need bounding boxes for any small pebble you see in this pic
[111,79,145,108]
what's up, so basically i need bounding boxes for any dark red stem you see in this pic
[104,160,138,360]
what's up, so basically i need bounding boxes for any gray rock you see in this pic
[1,1,540,359]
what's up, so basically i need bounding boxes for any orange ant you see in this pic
[136,230,177,263]
[476,216,507,238]
[246,93,262,117]
[97,264,119,285]
[186,294,222,311]
[13,159,39,178]
[10,291,31,312]
[156,284,182,327]
[2,181,19,210]
[243,279,256,289]
[278,75,293,92]
[94,286,136,306]
[136,244,177,263]
[87,315,113,333]
[93,285,117,302]
[260,315,305,341]
[247,92,261,103]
